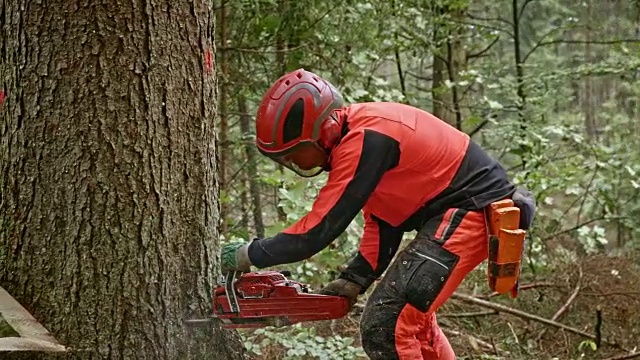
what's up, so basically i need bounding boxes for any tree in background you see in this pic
[0,1,245,358]
[213,0,640,358]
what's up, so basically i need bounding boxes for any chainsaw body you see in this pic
[213,270,350,328]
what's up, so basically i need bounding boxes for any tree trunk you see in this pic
[583,0,598,142]
[0,1,246,359]
[512,0,526,130]
[237,97,264,239]
[431,2,466,129]
[634,0,640,133]
[274,0,289,223]
[216,0,230,235]
[432,54,455,125]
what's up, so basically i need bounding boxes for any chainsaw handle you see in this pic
[224,271,241,313]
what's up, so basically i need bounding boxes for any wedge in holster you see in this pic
[486,199,527,298]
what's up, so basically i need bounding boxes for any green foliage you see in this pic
[248,169,365,287]
[578,339,598,354]
[240,325,367,360]
[0,316,18,337]
[216,0,640,357]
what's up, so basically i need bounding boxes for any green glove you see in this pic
[220,241,253,272]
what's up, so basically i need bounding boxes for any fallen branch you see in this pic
[604,351,640,360]
[479,282,557,299]
[582,291,640,298]
[442,328,500,354]
[439,310,497,318]
[450,292,621,348]
[535,266,583,342]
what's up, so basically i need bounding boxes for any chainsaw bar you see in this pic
[211,270,350,328]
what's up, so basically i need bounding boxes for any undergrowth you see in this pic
[237,250,640,360]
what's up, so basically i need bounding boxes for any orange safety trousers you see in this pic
[360,208,488,360]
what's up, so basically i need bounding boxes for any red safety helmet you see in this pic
[255,69,344,177]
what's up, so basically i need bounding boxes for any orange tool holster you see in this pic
[486,199,527,298]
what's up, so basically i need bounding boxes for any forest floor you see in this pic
[1,245,637,359]
[248,249,640,360]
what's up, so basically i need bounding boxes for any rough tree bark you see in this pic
[216,0,230,235]
[636,0,640,134]
[0,0,246,359]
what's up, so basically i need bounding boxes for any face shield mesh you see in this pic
[264,141,327,178]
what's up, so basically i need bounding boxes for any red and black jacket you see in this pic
[247,102,516,291]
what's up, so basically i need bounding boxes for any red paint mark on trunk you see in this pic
[204,49,214,74]
[0,90,5,106]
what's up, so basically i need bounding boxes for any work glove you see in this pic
[220,241,253,272]
[317,278,363,310]
[512,186,536,230]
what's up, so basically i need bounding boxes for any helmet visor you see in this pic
[264,141,327,178]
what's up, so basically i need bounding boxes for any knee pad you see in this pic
[359,297,403,358]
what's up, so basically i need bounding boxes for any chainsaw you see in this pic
[199,270,350,328]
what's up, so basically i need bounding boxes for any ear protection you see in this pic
[317,113,342,151]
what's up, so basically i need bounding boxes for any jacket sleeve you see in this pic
[247,129,401,268]
[338,211,404,292]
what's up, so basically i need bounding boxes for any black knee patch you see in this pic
[359,238,460,359]
[394,239,459,312]
[360,306,402,360]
